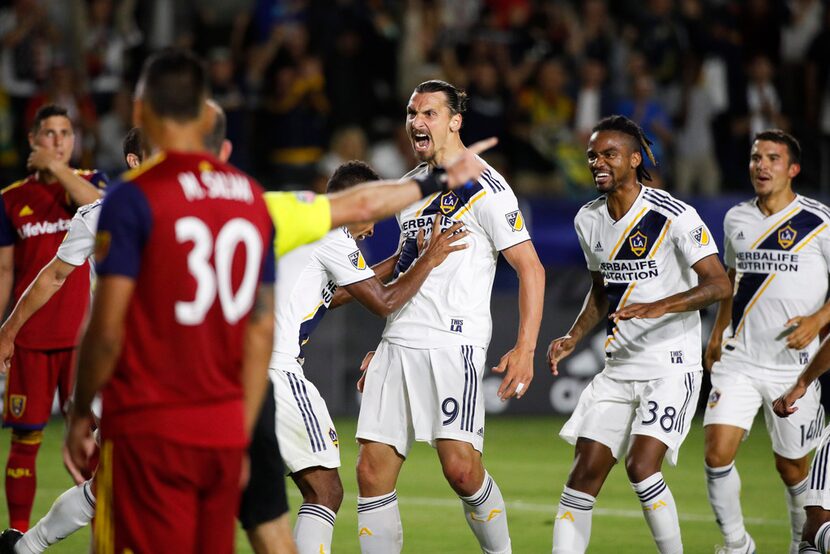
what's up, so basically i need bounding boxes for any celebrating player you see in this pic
[0,105,107,532]
[704,130,830,554]
[354,80,545,554]
[547,115,731,554]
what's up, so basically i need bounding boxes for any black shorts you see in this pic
[239,379,289,530]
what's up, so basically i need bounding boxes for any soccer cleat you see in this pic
[0,528,22,554]
[715,533,756,554]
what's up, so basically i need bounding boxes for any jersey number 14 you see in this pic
[175,216,263,325]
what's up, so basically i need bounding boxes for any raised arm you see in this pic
[28,147,103,206]
[547,271,608,376]
[611,254,731,321]
[342,219,468,317]
[703,267,736,371]
[0,256,78,370]
[492,240,545,400]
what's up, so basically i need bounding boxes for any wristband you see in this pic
[415,167,449,197]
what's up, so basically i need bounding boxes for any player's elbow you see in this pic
[712,275,732,302]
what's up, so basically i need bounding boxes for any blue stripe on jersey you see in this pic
[297,304,330,359]
[394,237,419,278]
[756,209,824,251]
[730,272,770,336]
[605,281,630,337]
[643,190,684,216]
[480,169,504,193]
[615,210,669,260]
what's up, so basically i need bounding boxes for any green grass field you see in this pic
[0,416,794,552]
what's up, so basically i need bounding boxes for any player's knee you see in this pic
[703,448,733,468]
[624,454,659,483]
[440,453,482,496]
[356,454,392,495]
[305,475,343,512]
[775,455,809,485]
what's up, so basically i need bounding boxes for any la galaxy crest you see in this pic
[505,210,524,232]
[329,428,339,448]
[629,230,647,257]
[348,250,367,270]
[440,192,458,214]
[778,224,797,249]
[8,394,25,418]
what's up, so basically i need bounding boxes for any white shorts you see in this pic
[560,370,701,466]
[270,365,340,474]
[704,371,824,459]
[807,424,830,509]
[356,341,486,457]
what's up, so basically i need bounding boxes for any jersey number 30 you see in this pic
[175,216,263,325]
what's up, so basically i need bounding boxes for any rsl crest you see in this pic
[440,192,458,214]
[778,224,797,249]
[629,230,648,257]
[8,395,26,418]
[348,250,367,270]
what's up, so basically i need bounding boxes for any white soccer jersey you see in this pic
[381,160,531,349]
[716,194,830,382]
[55,199,101,265]
[576,185,719,380]
[271,227,374,368]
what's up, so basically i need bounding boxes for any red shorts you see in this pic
[3,346,76,429]
[94,437,244,554]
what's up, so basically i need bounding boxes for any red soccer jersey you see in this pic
[0,170,108,349]
[94,152,276,448]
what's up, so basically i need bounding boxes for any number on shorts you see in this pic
[802,421,819,447]
[641,401,677,432]
[442,397,459,426]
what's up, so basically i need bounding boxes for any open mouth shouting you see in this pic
[412,132,431,153]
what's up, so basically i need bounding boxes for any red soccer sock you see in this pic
[5,436,41,532]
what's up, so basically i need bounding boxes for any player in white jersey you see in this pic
[704,130,830,554]
[0,128,148,554]
[354,80,545,554]
[547,115,731,554]
[268,160,467,554]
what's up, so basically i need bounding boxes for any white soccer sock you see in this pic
[705,462,747,547]
[815,521,830,554]
[459,471,511,554]
[787,477,809,550]
[632,472,682,554]
[357,491,402,554]
[294,503,335,554]
[551,486,595,554]
[16,480,95,554]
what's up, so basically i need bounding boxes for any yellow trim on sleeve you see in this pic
[264,192,332,257]
[415,193,440,217]
[1,178,29,195]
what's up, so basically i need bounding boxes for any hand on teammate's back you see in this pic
[416,215,469,269]
[444,137,497,189]
[609,300,669,322]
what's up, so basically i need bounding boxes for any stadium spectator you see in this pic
[95,88,134,176]
[0,104,106,533]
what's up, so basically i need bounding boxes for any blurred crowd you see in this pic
[0,0,829,197]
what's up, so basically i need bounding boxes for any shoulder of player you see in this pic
[797,195,830,223]
[474,164,511,196]
[76,198,103,219]
[401,162,430,181]
[120,152,168,184]
[575,194,606,221]
[641,186,691,219]
[722,199,755,225]
[1,176,32,196]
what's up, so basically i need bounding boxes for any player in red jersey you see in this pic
[65,49,277,553]
[0,104,107,531]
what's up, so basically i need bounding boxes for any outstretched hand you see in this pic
[444,137,498,189]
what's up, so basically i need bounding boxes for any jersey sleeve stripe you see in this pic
[749,207,801,248]
[645,188,687,212]
[643,190,682,216]
[609,206,649,258]
[480,169,504,192]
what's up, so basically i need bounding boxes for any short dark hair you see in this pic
[31,104,70,134]
[413,80,468,115]
[137,49,208,122]
[204,104,226,157]
[592,115,657,182]
[753,129,801,165]
[327,161,380,193]
[122,127,146,163]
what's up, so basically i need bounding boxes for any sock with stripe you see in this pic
[459,471,511,554]
[786,477,809,552]
[294,503,335,554]
[552,486,595,554]
[632,472,682,554]
[815,521,830,554]
[800,543,821,553]
[16,480,95,554]
[705,462,747,548]
[357,491,402,554]
[5,437,41,531]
